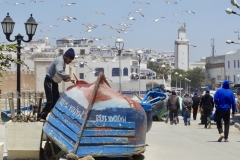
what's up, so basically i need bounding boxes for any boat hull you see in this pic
[43,74,147,158]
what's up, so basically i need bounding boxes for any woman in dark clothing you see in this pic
[192,92,200,120]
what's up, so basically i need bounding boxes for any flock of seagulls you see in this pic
[0,0,196,44]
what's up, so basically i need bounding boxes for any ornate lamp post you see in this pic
[175,72,178,91]
[1,13,38,115]
[179,74,182,96]
[137,50,143,96]
[115,37,124,93]
[189,79,191,95]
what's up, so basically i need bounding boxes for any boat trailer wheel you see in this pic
[44,139,64,160]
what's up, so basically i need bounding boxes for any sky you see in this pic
[0,0,240,62]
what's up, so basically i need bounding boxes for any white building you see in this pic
[189,57,206,70]
[174,26,190,71]
[225,50,240,84]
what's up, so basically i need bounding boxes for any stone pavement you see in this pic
[0,114,240,160]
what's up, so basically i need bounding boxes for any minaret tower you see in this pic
[174,26,189,71]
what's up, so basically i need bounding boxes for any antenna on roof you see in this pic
[211,38,215,57]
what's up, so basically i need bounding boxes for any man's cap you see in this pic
[194,92,197,95]
[64,48,75,60]
[206,89,210,93]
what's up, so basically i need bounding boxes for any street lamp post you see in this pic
[115,38,124,93]
[175,72,178,91]
[162,64,165,86]
[137,50,143,96]
[1,13,38,115]
[179,74,182,97]
[189,79,191,95]
[185,78,188,94]
[226,40,240,44]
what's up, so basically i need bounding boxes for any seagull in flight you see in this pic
[29,0,44,3]
[122,16,136,20]
[128,8,144,17]
[102,24,121,33]
[182,10,195,14]
[61,2,76,7]
[133,1,150,5]
[172,20,182,24]
[49,25,58,28]
[66,16,77,20]
[14,2,25,5]
[152,17,165,22]
[163,0,177,4]
[91,11,105,15]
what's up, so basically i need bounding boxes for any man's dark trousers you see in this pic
[203,108,212,128]
[39,76,59,120]
[192,107,198,120]
[216,111,230,139]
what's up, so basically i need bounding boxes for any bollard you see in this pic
[8,97,15,118]
[0,142,4,160]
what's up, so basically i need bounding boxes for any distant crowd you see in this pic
[166,80,237,142]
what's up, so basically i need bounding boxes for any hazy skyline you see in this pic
[0,0,240,62]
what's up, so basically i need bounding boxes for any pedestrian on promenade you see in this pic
[38,48,76,121]
[214,80,236,142]
[167,91,180,125]
[192,92,200,120]
[182,94,193,126]
[200,89,214,129]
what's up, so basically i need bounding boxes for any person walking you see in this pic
[182,94,193,126]
[200,89,214,129]
[214,80,236,142]
[192,92,200,120]
[38,48,76,121]
[167,91,180,125]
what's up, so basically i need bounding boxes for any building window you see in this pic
[123,68,128,76]
[238,60,240,68]
[228,61,230,68]
[217,75,221,80]
[135,68,138,73]
[95,68,104,76]
[58,49,64,55]
[234,60,236,68]
[131,68,134,73]
[79,73,84,79]
[80,49,85,55]
[234,75,236,83]
[112,68,120,76]
[80,63,84,68]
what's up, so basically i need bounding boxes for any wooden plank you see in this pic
[86,121,135,129]
[52,108,81,134]
[83,130,135,137]
[44,123,144,157]
[80,137,129,144]
[55,103,84,124]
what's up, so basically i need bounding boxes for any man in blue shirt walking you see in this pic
[214,80,236,142]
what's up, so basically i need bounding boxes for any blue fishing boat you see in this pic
[145,85,168,121]
[43,72,151,158]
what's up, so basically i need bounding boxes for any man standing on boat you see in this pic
[167,91,180,125]
[192,92,200,120]
[38,48,75,121]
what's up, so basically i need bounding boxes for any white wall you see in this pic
[225,50,240,84]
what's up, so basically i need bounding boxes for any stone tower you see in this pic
[174,26,189,71]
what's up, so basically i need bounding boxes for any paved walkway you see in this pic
[1,114,240,160]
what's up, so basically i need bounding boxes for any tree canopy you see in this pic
[0,44,28,85]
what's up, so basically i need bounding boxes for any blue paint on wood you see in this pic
[44,122,144,157]
[55,102,84,124]
[52,108,81,134]
[86,121,135,129]
[83,130,135,137]
[80,137,129,144]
